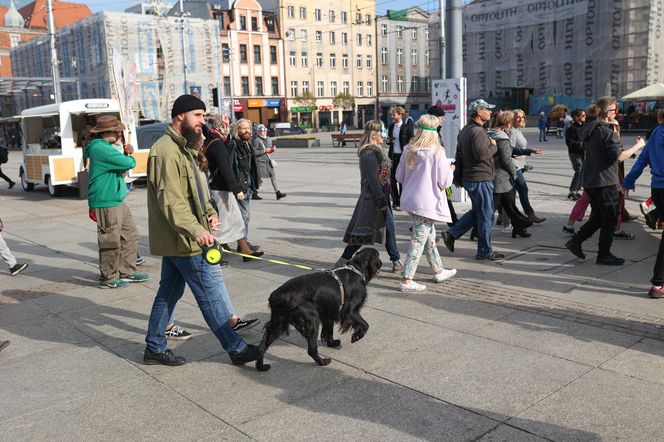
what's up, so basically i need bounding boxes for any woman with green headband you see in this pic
[396,114,457,292]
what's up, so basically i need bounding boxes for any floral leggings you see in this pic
[402,214,443,280]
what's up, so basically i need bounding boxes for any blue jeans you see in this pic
[145,255,246,354]
[342,208,400,262]
[539,127,547,142]
[237,188,251,237]
[448,180,495,257]
[513,169,534,216]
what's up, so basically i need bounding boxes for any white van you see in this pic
[18,99,148,197]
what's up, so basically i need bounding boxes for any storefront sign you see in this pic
[318,105,334,111]
[247,99,263,108]
[265,99,281,108]
[291,106,318,112]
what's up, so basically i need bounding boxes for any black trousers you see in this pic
[0,167,12,184]
[493,188,530,230]
[390,153,402,207]
[574,185,620,256]
[651,188,664,285]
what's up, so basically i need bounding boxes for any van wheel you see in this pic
[46,175,63,197]
[20,167,35,191]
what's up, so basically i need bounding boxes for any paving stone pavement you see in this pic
[2,129,664,441]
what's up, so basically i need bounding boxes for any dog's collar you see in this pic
[324,265,366,306]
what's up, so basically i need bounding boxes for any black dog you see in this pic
[255,248,382,371]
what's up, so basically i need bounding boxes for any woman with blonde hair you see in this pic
[335,120,402,271]
[395,114,457,292]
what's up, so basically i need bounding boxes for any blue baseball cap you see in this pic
[468,99,496,113]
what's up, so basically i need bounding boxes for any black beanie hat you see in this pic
[427,105,446,117]
[171,94,206,118]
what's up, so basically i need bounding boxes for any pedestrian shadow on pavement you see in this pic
[238,351,601,441]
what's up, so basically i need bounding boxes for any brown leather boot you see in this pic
[528,213,546,223]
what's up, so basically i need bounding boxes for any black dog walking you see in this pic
[255,248,382,371]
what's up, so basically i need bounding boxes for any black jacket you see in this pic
[565,122,584,156]
[387,119,414,157]
[205,136,242,196]
[227,137,260,193]
[579,121,622,189]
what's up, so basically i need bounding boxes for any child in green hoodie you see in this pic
[85,116,148,289]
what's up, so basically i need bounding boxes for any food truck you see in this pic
[18,99,148,197]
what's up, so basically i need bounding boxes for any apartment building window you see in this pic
[329,32,336,44]
[290,81,298,96]
[314,8,321,20]
[241,76,249,95]
[396,26,403,38]
[355,13,361,24]
[239,44,247,63]
[382,75,389,92]
[316,53,323,67]
[380,24,387,36]
[366,34,372,46]
[329,10,335,22]
[357,81,363,97]
[396,48,402,65]
[367,81,373,96]
[316,81,324,97]
[356,34,362,46]
[224,76,231,96]
[412,28,417,40]
[254,45,261,63]
[287,28,295,40]
[397,76,404,92]
[315,31,322,42]
[342,81,349,94]
[222,43,230,61]
[356,55,362,68]
[301,52,308,67]
[256,77,263,95]
[270,45,277,64]
[272,76,279,95]
[330,81,337,96]
[251,17,258,31]
[289,51,296,66]
[426,50,430,66]
[300,7,306,19]
[366,55,372,69]
[341,32,348,45]
[341,11,347,23]
[329,53,336,68]
[425,28,429,39]
[301,29,307,41]
[381,48,387,64]
[411,49,417,65]
[342,54,348,68]
[266,17,275,32]
[240,16,247,30]
[365,15,371,25]
[411,77,418,92]
[287,6,294,18]
[302,81,310,94]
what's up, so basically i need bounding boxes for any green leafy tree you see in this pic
[293,91,317,108]
[332,93,355,110]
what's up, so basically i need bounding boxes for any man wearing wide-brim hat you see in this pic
[85,115,148,289]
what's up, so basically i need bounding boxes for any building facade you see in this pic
[377,7,431,124]
[462,0,664,109]
[278,0,377,129]
[11,11,222,120]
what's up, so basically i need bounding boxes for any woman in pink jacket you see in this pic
[396,114,457,292]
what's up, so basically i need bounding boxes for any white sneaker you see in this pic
[399,280,426,292]
[433,268,457,283]
[500,226,512,234]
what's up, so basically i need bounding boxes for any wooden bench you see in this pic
[331,133,362,147]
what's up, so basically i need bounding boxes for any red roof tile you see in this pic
[19,0,92,30]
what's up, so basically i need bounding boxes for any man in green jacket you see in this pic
[86,115,148,289]
[143,94,259,366]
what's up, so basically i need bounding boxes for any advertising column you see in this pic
[432,77,467,202]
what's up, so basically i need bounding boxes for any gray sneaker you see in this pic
[392,260,403,274]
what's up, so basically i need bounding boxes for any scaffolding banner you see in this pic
[463,0,660,103]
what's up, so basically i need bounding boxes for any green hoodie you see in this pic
[84,138,136,208]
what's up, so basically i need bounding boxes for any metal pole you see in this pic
[439,0,446,79]
[46,0,61,103]
[179,0,189,93]
[228,32,236,123]
[445,0,463,79]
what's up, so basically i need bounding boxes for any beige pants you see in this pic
[93,202,138,283]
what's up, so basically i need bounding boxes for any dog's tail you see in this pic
[255,317,289,372]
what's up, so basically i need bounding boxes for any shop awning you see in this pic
[622,83,664,101]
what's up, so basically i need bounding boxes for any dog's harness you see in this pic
[324,265,366,306]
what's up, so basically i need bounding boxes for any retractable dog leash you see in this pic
[201,240,316,270]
